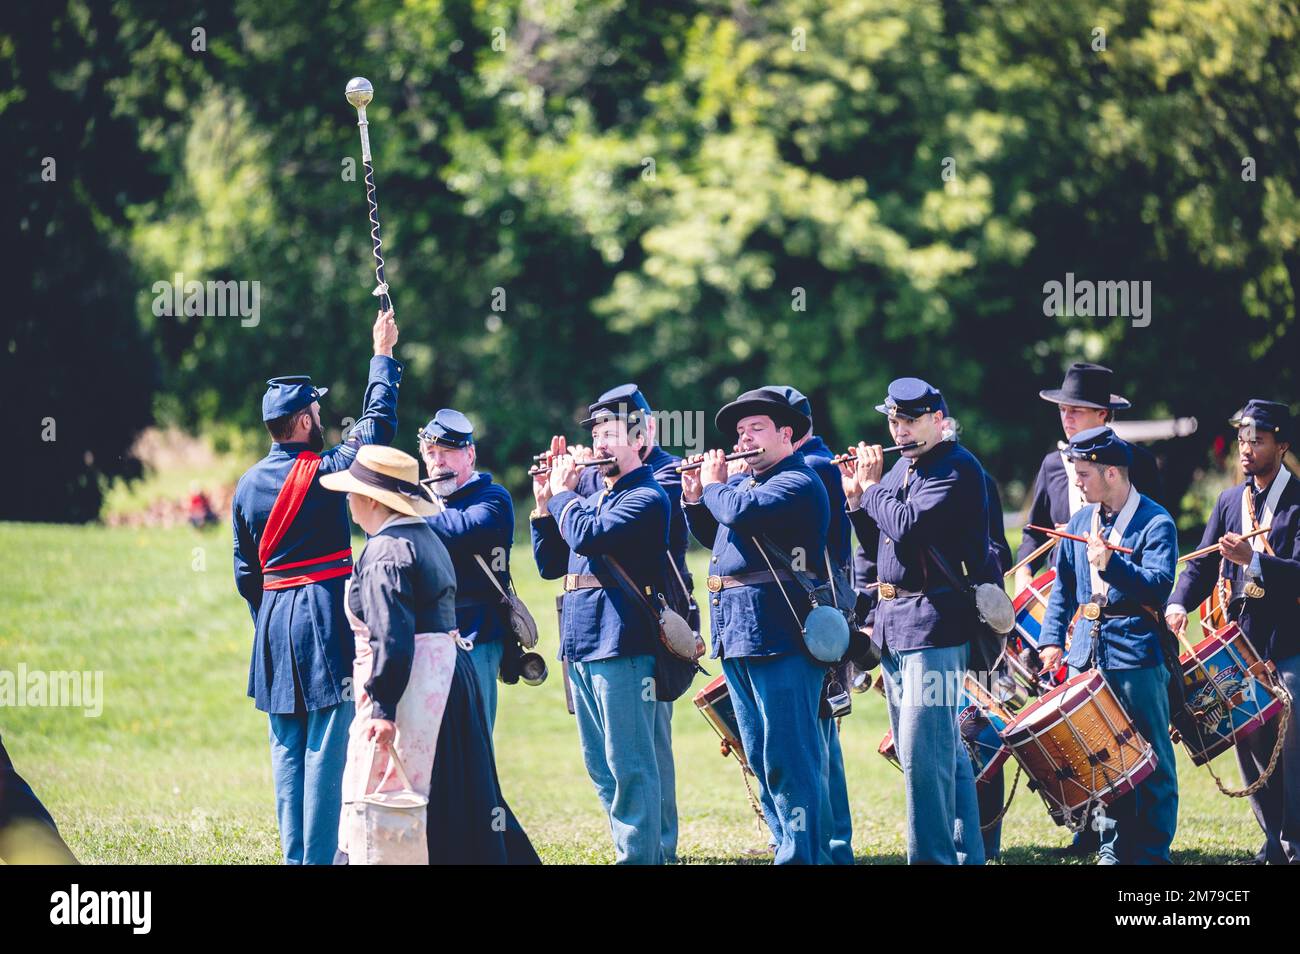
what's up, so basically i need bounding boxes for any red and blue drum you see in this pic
[1175,622,1285,766]
[694,674,748,770]
[959,674,1012,786]
[1009,568,1070,692]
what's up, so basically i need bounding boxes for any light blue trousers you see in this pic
[467,637,506,735]
[723,652,829,865]
[655,701,679,863]
[1072,664,1178,865]
[569,654,662,864]
[882,643,984,865]
[268,701,353,865]
[821,716,855,864]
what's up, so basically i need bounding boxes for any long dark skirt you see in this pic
[426,648,540,864]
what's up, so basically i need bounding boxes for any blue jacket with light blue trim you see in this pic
[425,471,514,645]
[530,464,670,663]
[1039,492,1177,671]
[684,452,830,659]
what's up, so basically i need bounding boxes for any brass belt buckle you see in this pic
[564,573,577,592]
[1082,601,1102,621]
[707,575,723,593]
[1244,580,1266,599]
[878,582,897,600]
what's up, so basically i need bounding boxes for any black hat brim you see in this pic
[715,399,810,439]
[1038,388,1130,411]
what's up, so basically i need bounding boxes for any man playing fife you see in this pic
[840,378,987,865]
[419,408,516,734]
[1166,399,1299,864]
[573,384,692,863]
[530,398,672,864]
[1038,425,1179,865]
[682,387,831,864]
[232,308,401,865]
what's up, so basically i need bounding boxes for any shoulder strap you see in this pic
[601,554,661,627]
[259,451,323,570]
[472,553,512,599]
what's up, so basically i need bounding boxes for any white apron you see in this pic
[338,575,466,864]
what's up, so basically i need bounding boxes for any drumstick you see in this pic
[1177,526,1271,564]
[1004,537,1059,579]
[1025,525,1133,554]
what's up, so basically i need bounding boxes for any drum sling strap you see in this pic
[259,451,354,590]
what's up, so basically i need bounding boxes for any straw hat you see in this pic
[320,445,440,517]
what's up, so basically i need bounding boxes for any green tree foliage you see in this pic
[4,0,1296,521]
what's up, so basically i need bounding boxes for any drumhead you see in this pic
[1005,669,1102,736]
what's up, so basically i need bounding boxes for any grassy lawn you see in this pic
[0,520,1265,864]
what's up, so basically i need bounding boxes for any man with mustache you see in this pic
[232,308,401,864]
[419,408,516,734]
[1167,399,1300,863]
[531,396,673,864]
[840,378,988,865]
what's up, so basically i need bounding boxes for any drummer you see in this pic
[1037,426,1180,864]
[1166,399,1299,864]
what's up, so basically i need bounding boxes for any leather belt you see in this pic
[563,573,604,592]
[706,570,802,593]
[877,583,953,601]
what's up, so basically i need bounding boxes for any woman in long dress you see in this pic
[322,445,538,864]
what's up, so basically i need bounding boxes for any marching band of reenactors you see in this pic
[232,314,1299,865]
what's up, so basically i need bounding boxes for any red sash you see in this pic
[259,451,353,591]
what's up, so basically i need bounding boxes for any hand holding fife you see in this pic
[1165,609,1188,638]
[1087,530,1113,571]
[1218,531,1254,567]
[838,442,869,507]
[859,443,884,487]
[700,449,729,488]
[681,455,704,502]
[549,454,579,494]
[372,308,398,357]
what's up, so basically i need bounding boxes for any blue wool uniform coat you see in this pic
[579,445,691,589]
[1017,441,1165,570]
[848,441,991,652]
[1168,472,1300,663]
[426,471,515,646]
[232,355,402,714]
[1039,493,1177,671]
[801,434,853,574]
[531,464,671,662]
[684,452,830,659]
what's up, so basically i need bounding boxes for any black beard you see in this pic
[307,420,325,452]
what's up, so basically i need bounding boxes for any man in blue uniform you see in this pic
[1167,399,1299,864]
[682,387,831,864]
[419,408,516,734]
[574,384,691,862]
[765,384,855,864]
[232,308,401,865]
[1038,426,1179,865]
[530,399,672,864]
[841,378,987,865]
[1015,362,1166,590]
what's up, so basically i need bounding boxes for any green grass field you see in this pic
[0,520,1266,864]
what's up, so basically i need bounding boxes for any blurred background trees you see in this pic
[4,0,1296,527]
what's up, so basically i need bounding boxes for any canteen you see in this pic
[802,604,851,664]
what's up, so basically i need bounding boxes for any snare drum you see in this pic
[1196,577,1233,639]
[1174,622,1285,766]
[1000,669,1157,826]
[1009,568,1071,692]
[958,674,1012,786]
[878,729,901,773]
[694,674,748,769]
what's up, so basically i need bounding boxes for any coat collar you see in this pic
[442,470,493,502]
